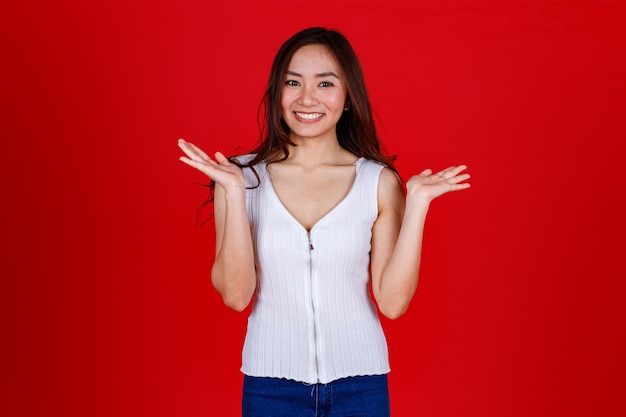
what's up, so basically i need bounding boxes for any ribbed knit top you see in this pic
[239,155,390,384]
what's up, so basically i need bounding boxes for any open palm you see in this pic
[177,139,245,190]
[406,165,471,202]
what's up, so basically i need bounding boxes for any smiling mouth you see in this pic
[295,112,324,120]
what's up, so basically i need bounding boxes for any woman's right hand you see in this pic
[177,138,245,191]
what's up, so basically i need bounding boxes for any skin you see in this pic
[178,44,471,318]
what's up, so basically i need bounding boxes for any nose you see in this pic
[298,83,318,106]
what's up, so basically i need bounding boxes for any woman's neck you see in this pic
[285,135,356,167]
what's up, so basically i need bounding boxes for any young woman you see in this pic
[178,27,470,417]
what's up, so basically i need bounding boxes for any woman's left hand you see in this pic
[406,165,471,203]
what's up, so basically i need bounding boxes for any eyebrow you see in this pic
[286,70,340,79]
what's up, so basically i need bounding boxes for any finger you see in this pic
[447,173,471,184]
[177,140,204,161]
[214,151,231,165]
[433,167,454,178]
[184,141,211,161]
[448,182,471,191]
[449,165,468,176]
[438,165,468,179]
[179,156,217,177]
[177,138,206,159]
[419,168,432,176]
[179,155,204,168]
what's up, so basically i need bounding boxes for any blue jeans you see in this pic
[242,374,390,417]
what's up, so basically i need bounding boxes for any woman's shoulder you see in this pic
[359,158,402,192]
[358,157,388,177]
[359,158,398,178]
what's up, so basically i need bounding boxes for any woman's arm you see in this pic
[178,139,256,311]
[371,166,470,319]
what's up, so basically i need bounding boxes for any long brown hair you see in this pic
[197,27,397,223]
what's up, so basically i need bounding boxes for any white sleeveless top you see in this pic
[239,155,390,384]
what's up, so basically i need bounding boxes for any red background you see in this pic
[2,1,625,416]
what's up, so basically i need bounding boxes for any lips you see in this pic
[294,112,324,121]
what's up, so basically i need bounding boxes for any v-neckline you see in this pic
[265,158,364,233]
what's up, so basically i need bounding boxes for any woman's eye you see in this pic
[285,80,300,86]
[319,81,333,87]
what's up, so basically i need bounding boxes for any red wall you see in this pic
[2,1,625,416]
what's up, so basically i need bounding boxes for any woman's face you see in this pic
[280,44,348,144]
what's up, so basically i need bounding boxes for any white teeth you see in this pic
[295,112,323,120]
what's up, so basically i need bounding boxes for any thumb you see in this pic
[214,151,229,164]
